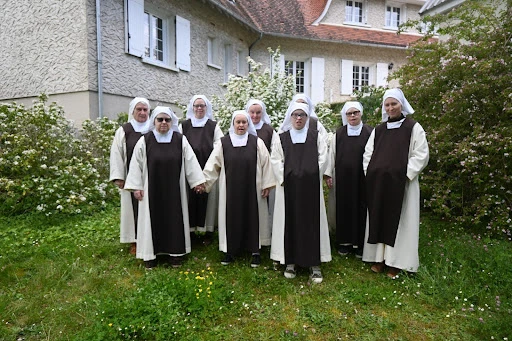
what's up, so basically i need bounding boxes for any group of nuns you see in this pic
[110,89,429,283]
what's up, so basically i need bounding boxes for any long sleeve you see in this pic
[213,125,224,142]
[202,141,223,193]
[124,136,146,191]
[406,124,429,181]
[257,139,277,190]
[109,127,127,181]
[324,132,336,178]
[363,130,376,175]
[182,136,206,188]
[270,135,285,186]
[318,133,329,176]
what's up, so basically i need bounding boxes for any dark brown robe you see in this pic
[181,119,216,227]
[280,130,321,267]
[122,123,142,236]
[335,124,373,247]
[366,118,416,246]
[221,134,259,255]
[309,117,318,132]
[256,123,274,152]
[145,132,186,254]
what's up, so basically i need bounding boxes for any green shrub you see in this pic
[393,0,512,238]
[0,95,119,216]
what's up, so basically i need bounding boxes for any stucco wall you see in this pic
[251,36,406,104]
[97,0,258,115]
[0,0,90,99]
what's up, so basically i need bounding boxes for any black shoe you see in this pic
[144,260,157,269]
[354,247,363,259]
[251,254,261,268]
[170,256,183,268]
[221,253,234,265]
[337,245,351,256]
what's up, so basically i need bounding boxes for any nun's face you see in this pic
[345,107,362,126]
[384,97,402,120]
[291,109,307,130]
[233,114,248,135]
[133,102,149,123]
[155,114,172,134]
[248,104,263,125]
[193,98,207,119]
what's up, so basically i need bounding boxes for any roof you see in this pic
[419,0,465,15]
[204,0,425,48]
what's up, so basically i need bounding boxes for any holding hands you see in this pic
[194,183,206,194]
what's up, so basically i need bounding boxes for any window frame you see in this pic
[384,2,404,30]
[285,60,305,94]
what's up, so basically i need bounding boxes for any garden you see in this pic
[0,1,511,340]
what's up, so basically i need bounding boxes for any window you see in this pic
[223,44,233,82]
[144,13,164,62]
[352,65,369,91]
[208,37,220,68]
[236,50,246,76]
[125,0,190,71]
[345,1,363,23]
[385,5,401,28]
[285,60,305,93]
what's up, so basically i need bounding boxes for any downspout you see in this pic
[96,0,103,118]
[248,32,263,72]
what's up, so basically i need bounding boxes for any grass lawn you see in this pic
[0,206,511,340]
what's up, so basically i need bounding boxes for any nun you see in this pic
[325,102,373,258]
[362,88,429,279]
[202,110,276,268]
[245,99,279,236]
[270,102,331,284]
[125,107,206,269]
[109,97,151,255]
[180,95,223,244]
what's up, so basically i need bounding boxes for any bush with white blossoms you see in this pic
[213,47,334,132]
[0,95,119,216]
[394,0,512,239]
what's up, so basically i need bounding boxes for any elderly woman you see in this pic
[270,102,331,283]
[203,110,275,267]
[180,95,224,244]
[362,88,429,279]
[125,107,206,269]
[109,97,151,255]
[325,102,373,258]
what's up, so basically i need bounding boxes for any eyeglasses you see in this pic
[291,113,307,118]
[345,110,361,116]
[156,117,172,123]
[193,104,206,109]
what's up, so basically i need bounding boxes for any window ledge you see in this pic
[382,26,399,31]
[207,63,222,70]
[343,22,371,28]
[142,57,179,72]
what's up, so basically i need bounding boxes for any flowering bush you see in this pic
[212,48,300,132]
[0,95,119,216]
[393,0,512,238]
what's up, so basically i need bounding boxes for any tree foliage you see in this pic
[394,0,512,238]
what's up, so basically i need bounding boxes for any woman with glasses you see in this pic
[109,97,151,256]
[202,110,275,267]
[362,89,429,279]
[282,94,329,145]
[125,107,206,269]
[270,102,331,283]
[325,102,373,259]
[180,95,224,245]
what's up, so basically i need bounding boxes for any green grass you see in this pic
[0,208,511,340]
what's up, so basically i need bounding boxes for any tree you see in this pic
[393,0,512,238]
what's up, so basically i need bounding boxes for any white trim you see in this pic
[142,57,179,72]
[312,0,332,25]
[176,16,191,71]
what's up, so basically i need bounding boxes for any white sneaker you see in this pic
[310,266,323,284]
[284,264,296,279]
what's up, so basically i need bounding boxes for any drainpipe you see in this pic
[248,32,263,72]
[96,0,103,118]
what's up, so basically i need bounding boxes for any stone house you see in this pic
[0,0,426,124]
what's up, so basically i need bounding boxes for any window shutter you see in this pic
[310,57,325,104]
[341,59,353,95]
[126,0,144,57]
[376,63,388,87]
[176,15,191,71]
